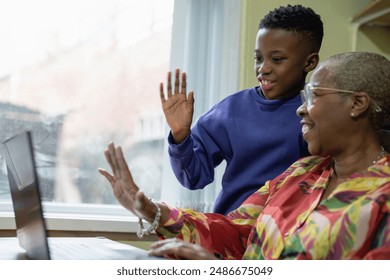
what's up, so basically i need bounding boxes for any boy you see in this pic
[160,5,324,214]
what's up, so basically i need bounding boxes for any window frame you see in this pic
[0,201,137,233]
[0,0,241,234]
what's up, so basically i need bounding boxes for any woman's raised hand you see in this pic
[98,143,157,222]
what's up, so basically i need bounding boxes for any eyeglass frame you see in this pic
[300,83,382,113]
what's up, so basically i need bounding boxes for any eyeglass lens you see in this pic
[300,85,311,105]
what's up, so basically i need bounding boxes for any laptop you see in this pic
[2,130,159,260]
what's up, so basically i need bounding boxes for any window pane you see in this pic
[0,0,173,205]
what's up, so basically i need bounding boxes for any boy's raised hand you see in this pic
[160,69,194,144]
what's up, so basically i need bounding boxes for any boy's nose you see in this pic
[257,61,271,74]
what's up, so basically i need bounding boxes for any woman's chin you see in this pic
[307,144,319,156]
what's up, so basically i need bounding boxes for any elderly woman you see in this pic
[99,52,390,260]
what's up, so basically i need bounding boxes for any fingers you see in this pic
[149,238,176,250]
[103,143,132,184]
[187,90,194,106]
[97,168,114,184]
[160,69,189,102]
[107,143,121,179]
[174,68,180,94]
[166,71,172,98]
[149,239,186,259]
[159,82,165,103]
[160,72,172,103]
[181,72,187,95]
[149,239,215,260]
[111,144,139,198]
[103,145,117,182]
[103,149,113,171]
[115,145,132,181]
[175,69,188,95]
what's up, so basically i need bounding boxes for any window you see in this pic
[0,0,241,228]
[0,0,174,211]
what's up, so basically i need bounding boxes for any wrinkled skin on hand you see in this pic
[98,142,159,222]
[149,238,217,260]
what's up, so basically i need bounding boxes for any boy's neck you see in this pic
[257,87,266,98]
[257,87,300,100]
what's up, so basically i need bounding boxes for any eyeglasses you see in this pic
[300,84,355,106]
[300,83,382,112]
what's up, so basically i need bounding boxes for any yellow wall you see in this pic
[239,0,390,88]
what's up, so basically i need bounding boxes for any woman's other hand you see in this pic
[149,238,218,260]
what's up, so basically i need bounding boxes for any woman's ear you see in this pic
[350,92,371,117]
[304,53,319,73]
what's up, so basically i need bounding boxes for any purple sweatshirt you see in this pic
[168,87,309,214]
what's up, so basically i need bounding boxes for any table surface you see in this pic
[0,237,160,260]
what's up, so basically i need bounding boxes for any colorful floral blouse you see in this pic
[157,155,390,259]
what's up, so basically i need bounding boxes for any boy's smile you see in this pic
[258,79,274,91]
[254,28,316,100]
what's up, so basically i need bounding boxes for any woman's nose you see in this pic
[296,103,307,117]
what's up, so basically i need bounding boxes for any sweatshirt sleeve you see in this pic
[167,120,224,190]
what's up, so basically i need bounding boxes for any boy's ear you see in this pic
[304,53,319,73]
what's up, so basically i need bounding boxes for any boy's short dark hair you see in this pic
[259,5,323,53]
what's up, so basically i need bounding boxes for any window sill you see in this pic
[0,201,156,239]
[0,211,138,231]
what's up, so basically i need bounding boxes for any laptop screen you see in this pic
[3,131,50,260]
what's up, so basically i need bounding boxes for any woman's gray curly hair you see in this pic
[320,52,390,130]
